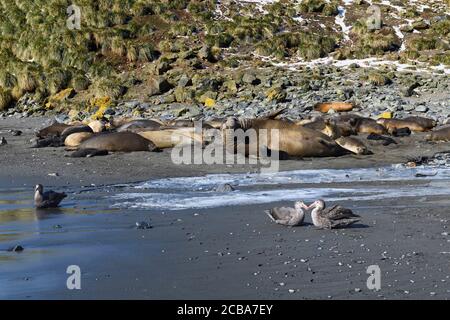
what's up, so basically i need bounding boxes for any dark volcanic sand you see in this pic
[0,116,449,300]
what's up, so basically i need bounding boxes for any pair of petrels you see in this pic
[34,185,359,229]
[266,200,360,229]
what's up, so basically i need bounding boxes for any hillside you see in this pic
[0,0,449,121]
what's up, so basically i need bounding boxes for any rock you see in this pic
[214,183,235,192]
[178,74,192,88]
[0,137,7,145]
[8,245,24,252]
[242,73,261,85]
[265,85,286,102]
[148,77,173,96]
[415,105,428,113]
[135,221,153,230]
[9,130,22,136]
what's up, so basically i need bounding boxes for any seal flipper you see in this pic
[70,148,109,158]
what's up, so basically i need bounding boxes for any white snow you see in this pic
[335,6,351,42]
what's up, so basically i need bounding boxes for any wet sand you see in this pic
[0,117,449,299]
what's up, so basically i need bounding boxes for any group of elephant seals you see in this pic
[78,132,159,152]
[222,117,348,158]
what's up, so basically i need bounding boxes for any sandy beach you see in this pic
[0,116,449,300]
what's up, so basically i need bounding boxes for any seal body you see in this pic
[61,125,93,141]
[335,137,372,155]
[117,120,162,132]
[65,132,94,147]
[377,118,431,133]
[79,132,158,152]
[354,118,387,135]
[138,128,204,149]
[37,123,71,138]
[426,126,450,142]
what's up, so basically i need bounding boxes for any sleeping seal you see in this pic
[78,132,159,152]
[377,118,432,133]
[335,137,372,155]
[116,119,162,132]
[425,127,450,142]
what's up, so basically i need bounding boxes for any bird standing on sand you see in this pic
[308,199,360,229]
[265,201,308,226]
[34,184,67,208]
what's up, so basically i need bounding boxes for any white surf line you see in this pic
[335,6,351,41]
[122,165,450,191]
[111,181,450,211]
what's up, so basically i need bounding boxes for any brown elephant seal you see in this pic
[65,132,94,148]
[138,128,204,149]
[79,132,159,152]
[302,119,343,139]
[425,126,450,142]
[335,137,372,155]
[117,119,162,132]
[36,122,71,138]
[377,118,431,133]
[403,116,436,130]
[222,117,348,158]
[61,125,93,141]
[354,118,387,135]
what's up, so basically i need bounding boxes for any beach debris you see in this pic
[34,184,67,208]
[0,137,7,145]
[265,201,307,227]
[214,183,235,192]
[8,245,24,252]
[135,221,153,229]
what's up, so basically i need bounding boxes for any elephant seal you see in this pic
[222,117,348,158]
[354,118,387,135]
[36,122,71,138]
[117,119,162,132]
[79,132,159,152]
[403,116,436,130]
[61,125,93,141]
[65,132,94,148]
[425,126,450,142]
[302,119,343,139]
[377,118,431,133]
[335,137,372,155]
[138,128,204,149]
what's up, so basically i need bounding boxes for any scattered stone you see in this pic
[8,245,24,252]
[214,183,235,192]
[135,221,153,230]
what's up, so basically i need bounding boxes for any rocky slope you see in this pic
[0,0,449,123]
